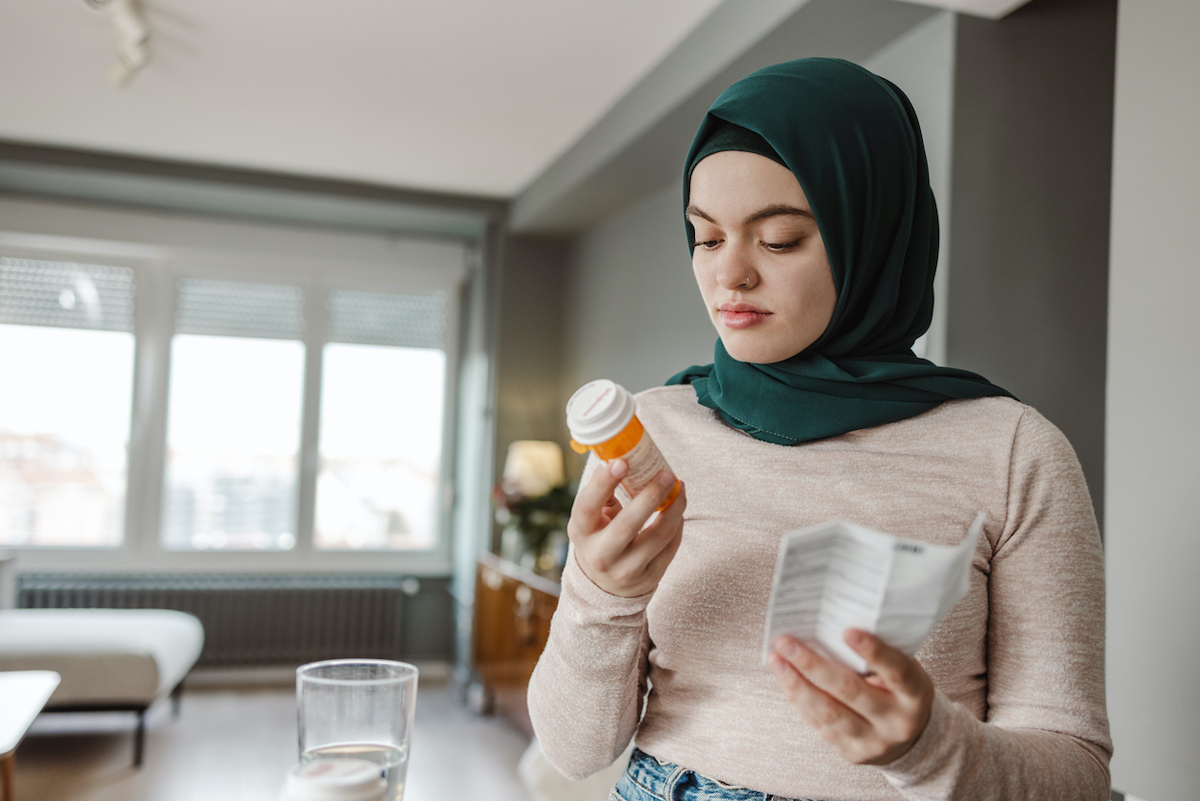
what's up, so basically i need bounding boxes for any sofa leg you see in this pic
[2,753,15,801]
[170,682,184,719]
[133,708,146,769]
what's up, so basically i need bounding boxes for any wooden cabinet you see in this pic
[471,552,559,736]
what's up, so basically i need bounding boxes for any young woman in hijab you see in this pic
[527,58,1110,801]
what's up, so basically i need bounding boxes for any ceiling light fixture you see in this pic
[84,0,150,88]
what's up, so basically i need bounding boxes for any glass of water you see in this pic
[297,659,418,801]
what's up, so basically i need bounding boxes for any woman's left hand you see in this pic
[767,629,934,766]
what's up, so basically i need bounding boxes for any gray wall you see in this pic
[558,181,713,479]
[562,181,714,398]
[946,0,1117,525]
[496,190,714,484]
[494,235,573,488]
[1105,0,1200,798]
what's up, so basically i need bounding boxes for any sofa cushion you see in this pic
[0,609,204,706]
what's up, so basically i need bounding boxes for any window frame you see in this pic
[0,198,468,575]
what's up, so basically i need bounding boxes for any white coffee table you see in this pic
[0,671,60,801]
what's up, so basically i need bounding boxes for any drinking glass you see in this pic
[297,659,418,801]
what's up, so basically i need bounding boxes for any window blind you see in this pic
[175,278,304,340]
[0,256,135,332]
[327,288,445,349]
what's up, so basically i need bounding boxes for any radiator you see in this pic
[17,573,454,667]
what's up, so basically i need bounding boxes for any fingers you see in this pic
[621,469,681,530]
[588,472,682,568]
[566,466,686,598]
[642,526,683,580]
[768,650,872,744]
[570,459,628,536]
[845,630,926,699]
[598,496,620,527]
[637,481,687,567]
[772,637,889,721]
[770,634,934,765]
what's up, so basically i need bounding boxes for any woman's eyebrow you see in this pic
[685,204,814,225]
[743,204,815,225]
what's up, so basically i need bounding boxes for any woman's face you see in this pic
[688,150,837,364]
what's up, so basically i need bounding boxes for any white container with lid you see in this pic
[566,379,679,509]
[566,379,638,446]
[280,758,387,801]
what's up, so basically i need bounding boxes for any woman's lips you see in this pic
[719,303,770,329]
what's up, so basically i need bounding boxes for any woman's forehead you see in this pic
[688,151,811,217]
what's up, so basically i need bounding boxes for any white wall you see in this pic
[562,181,713,399]
[1105,1,1200,799]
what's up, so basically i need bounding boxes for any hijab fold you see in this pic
[667,58,1012,444]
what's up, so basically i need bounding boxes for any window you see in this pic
[0,257,136,547]
[0,198,472,571]
[161,279,306,551]
[315,290,447,551]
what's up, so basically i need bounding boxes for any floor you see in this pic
[12,679,532,801]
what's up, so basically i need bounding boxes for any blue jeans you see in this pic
[610,748,820,801]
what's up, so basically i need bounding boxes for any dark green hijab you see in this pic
[667,58,1013,445]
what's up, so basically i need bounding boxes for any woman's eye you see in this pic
[692,239,721,250]
[763,238,802,252]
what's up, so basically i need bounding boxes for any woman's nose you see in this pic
[715,245,758,290]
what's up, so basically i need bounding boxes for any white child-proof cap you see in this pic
[280,758,387,801]
[566,379,636,446]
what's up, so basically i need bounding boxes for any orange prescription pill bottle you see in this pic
[566,379,680,510]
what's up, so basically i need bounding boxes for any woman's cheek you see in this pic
[691,254,716,295]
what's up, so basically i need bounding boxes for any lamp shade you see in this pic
[502,441,565,498]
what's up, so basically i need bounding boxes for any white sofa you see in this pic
[0,557,205,767]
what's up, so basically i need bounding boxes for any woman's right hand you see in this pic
[567,459,686,598]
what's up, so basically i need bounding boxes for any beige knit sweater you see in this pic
[528,387,1111,801]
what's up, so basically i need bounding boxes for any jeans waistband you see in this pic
[620,748,819,801]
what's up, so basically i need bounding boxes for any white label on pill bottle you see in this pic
[614,428,671,505]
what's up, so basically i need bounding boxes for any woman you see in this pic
[527,58,1110,801]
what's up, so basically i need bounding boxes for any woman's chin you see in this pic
[720,337,798,365]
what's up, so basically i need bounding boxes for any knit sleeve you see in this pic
[526,550,653,780]
[878,407,1112,800]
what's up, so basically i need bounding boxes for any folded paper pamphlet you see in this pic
[763,512,986,673]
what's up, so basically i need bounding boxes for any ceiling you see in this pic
[0,0,724,198]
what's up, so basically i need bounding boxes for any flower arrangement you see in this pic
[493,441,574,579]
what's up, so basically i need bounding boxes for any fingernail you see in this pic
[608,460,628,479]
[846,629,866,647]
[768,655,786,675]
[658,471,676,488]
